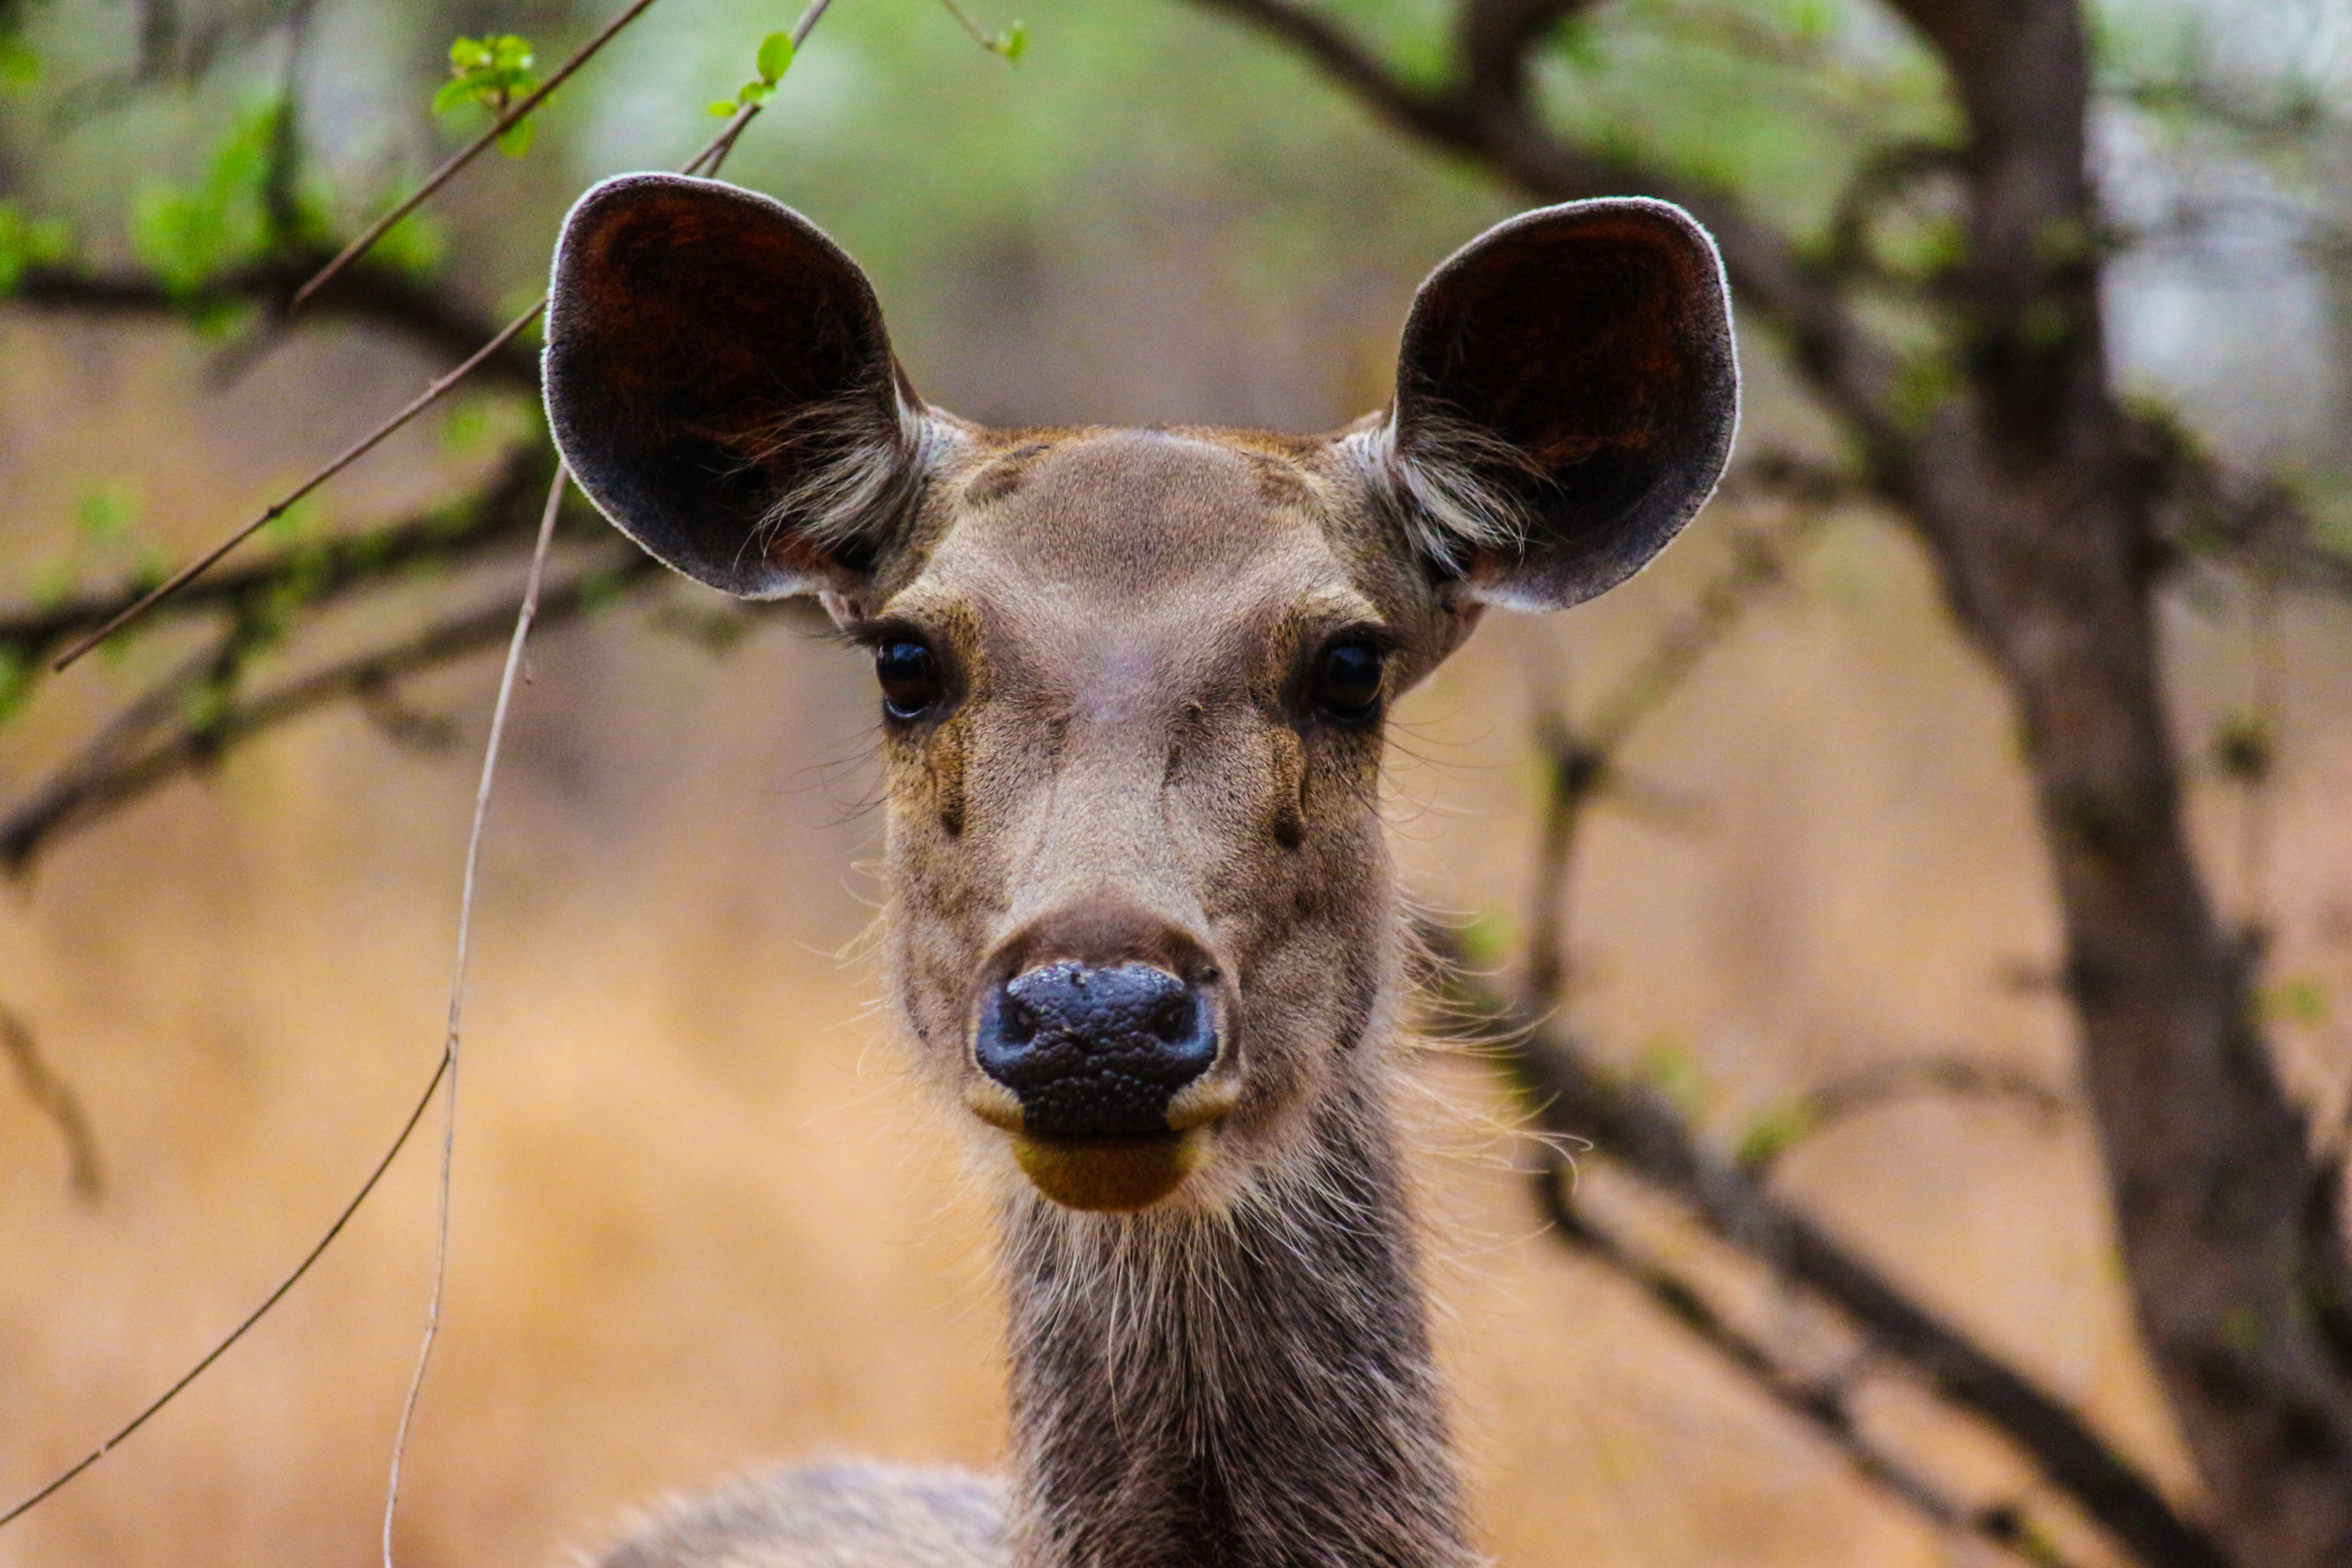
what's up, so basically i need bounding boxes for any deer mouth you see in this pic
[1006,1128,1210,1212]
[969,1068,1240,1211]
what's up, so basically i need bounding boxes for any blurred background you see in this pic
[0,0,2348,1564]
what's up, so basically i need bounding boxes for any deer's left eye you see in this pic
[876,640,943,720]
[1310,642,1386,724]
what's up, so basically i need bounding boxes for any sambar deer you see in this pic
[543,172,1736,1568]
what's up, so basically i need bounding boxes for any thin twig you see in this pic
[0,1050,452,1531]
[1,446,551,664]
[379,466,564,1566]
[50,300,545,672]
[1523,502,1828,1003]
[290,0,670,310]
[1536,1164,2086,1568]
[50,0,840,674]
[1740,1056,2071,1178]
[0,1003,103,1200]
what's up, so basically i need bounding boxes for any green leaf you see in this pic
[495,114,536,158]
[75,481,142,543]
[756,30,795,84]
[432,75,484,115]
[0,37,39,87]
[708,99,738,117]
[0,201,74,294]
[738,79,773,105]
[999,21,1027,59]
[2264,975,2329,1027]
[449,36,492,70]
[1734,1100,1815,1171]
[1635,1039,1708,1118]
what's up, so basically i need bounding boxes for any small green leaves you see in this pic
[2262,975,2329,1028]
[0,35,39,88]
[0,200,71,295]
[435,35,542,157]
[713,29,795,116]
[935,0,1027,61]
[1734,1099,1816,1172]
[756,31,795,84]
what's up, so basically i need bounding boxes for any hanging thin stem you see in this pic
[378,465,564,1567]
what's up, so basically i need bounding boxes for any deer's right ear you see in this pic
[1362,197,1738,612]
[544,173,955,599]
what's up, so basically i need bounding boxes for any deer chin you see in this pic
[1009,1129,1210,1212]
[963,1067,1241,1211]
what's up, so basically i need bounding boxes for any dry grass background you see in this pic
[3,274,2350,1568]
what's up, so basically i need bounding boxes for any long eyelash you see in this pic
[837,616,928,652]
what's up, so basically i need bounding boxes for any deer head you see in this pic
[544,173,1735,1215]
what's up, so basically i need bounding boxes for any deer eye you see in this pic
[875,640,943,720]
[1310,641,1385,724]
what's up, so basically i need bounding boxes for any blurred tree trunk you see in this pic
[1197,0,2352,1561]
[1891,7,2352,1561]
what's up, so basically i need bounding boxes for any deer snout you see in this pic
[963,919,1242,1211]
[974,962,1219,1139]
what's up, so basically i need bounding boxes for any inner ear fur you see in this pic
[1365,197,1739,612]
[544,173,954,599]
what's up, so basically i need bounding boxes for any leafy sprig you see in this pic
[435,35,543,157]
[709,30,795,116]
[936,0,1026,61]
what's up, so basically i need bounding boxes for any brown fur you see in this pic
[546,175,1737,1568]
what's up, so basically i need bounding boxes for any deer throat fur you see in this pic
[998,1064,1471,1568]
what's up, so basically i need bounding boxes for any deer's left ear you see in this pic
[1366,197,1738,611]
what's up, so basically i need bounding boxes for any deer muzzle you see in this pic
[966,957,1238,1210]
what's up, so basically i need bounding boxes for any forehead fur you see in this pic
[890,429,1375,647]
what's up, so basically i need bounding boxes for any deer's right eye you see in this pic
[876,641,943,720]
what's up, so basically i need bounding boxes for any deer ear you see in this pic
[544,173,955,599]
[1370,197,1738,611]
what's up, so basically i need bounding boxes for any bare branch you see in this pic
[1537,1163,2088,1568]
[10,256,540,394]
[1182,0,1906,448]
[3,548,657,875]
[0,1052,451,1532]
[1738,1055,2072,1177]
[0,445,554,664]
[0,1002,102,1200]
[1435,970,2230,1568]
[48,299,545,671]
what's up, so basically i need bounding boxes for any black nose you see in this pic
[975,961,1218,1138]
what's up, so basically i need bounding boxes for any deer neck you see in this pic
[998,1065,1470,1568]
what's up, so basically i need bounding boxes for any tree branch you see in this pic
[0,445,556,667]
[1437,975,2229,1568]
[1537,1163,2087,1568]
[1,1002,102,1200]
[1,548,657,874]
[1183,0,1906,449]
[10,254,541,393]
